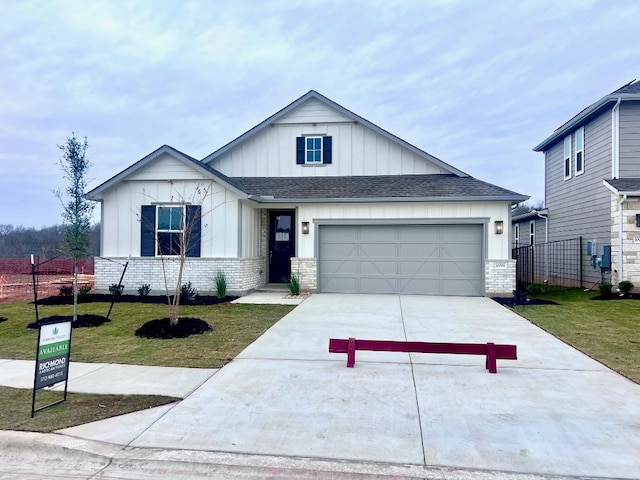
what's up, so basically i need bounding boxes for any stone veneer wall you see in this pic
[610,194,640,286]
[95,257,266,295]
[484,259,516,295]
[290,257,317,292]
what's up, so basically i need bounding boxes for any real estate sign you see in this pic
[34,321,72,389]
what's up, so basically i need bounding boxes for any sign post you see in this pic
[31,320,72,417]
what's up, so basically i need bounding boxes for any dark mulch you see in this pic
[135,317,212,339]
[27,314,110,329]
[0,317,7,324]
[492,297,559,307]
[34,294,238,306]
[591,294,640,301]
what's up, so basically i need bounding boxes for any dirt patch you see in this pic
[27,314,110,329]
[0,274,94,304]
[135,317,212,339]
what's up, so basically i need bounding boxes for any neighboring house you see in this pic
[533,80,640,287]
[87,90,527,296]
[511,209,548,248]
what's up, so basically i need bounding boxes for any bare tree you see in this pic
[54,134,95,322]
[512,200,545,217]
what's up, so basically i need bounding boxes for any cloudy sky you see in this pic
[1,0,638,228]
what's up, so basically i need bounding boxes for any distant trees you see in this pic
[512,200,545,217]
[0,223,100,258]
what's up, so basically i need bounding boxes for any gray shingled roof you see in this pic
[604,178,640,193]
[232,174,527,202]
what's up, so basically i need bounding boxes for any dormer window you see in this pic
[296,136,332,165]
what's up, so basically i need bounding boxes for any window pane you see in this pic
[158,232,182,255]
[576,152,583,171]
[565,159,570,177]
[564,137,571,158]
[158,207,171,230]
[169,207,183,230]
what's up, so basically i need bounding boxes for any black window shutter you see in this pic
[186,205,201,258]
[323,136,332,164]
[296,137,305,164]
[140,205,156,256]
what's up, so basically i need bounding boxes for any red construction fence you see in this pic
[0,257,94,303]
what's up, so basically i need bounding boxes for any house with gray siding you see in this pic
[533,80,640,288]
[87,90,527,297]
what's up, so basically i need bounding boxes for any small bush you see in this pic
[109,283,124,297]
[526,283,545,296]
[59,285,73,297]
[618,280,634,296]
[180,281,198,303]
[79,285,92,297]
[284,274,300,296]
[599,282,613,296]
[214,271,227,299]
[137,284,151,296]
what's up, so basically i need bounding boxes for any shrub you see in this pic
[79,285,92,297]
[284,274,300,296]
[137,284,151,296]
[59,285,73,297]
[180,281,198,303]
[618,280,634,296]
[599,282,613,297]
[109,283,124,297]
[214,271,227,299]
[526,283,545,296]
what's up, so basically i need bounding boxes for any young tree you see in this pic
[54,134,95,322]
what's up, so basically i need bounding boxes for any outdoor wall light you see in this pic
[495,220,504,235]
[301,221,310,234]
[636,214,640,228]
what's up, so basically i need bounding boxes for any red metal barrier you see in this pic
[329,338,517,373]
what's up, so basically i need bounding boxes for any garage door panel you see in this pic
[319,224,483,295]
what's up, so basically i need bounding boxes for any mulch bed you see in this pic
[492,297,559,307]
[27,314,110,329]
[0,317,7,324]
[34,294,238,306]
[135,317,212,339]
[591,294,640,301]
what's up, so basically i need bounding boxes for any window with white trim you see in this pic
[574,127,584,175]
[563,136,571,179]
[529,221,535,245]
[157,206,183,255]
[305,136,323,163]
[514,223,520,246]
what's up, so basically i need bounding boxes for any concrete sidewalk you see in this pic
[2,293,639,479]
[52,294,640,479]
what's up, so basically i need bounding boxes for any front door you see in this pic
[268,210,295,283]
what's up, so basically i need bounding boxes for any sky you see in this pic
[1,0,639,228]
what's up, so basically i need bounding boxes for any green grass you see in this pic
[0,386,179,432]
[0,298,295,432]
[511,289,640,383]
[0,300,295,368]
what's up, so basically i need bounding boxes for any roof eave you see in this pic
[534,94,640,152]
[248,195,529,204]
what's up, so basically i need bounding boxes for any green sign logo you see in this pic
[53,327,59,335]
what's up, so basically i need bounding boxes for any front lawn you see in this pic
[0,299,295,368]
[508,289,640,383]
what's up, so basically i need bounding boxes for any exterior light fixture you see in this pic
[301,222,310,234]
[495,220,504,235]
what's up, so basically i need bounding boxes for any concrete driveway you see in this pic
[61,294,640,478]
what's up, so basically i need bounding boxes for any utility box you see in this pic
[601,245,612,269]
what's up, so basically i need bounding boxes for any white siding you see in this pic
[295,201,511,260]
[101,178,243,258]
[206,102,450,178]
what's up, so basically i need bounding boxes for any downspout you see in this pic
[619,194,627,282]
[612,97,621,178]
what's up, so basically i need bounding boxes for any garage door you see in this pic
[318,224,483,295]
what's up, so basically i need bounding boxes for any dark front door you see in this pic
[269,210,295,283]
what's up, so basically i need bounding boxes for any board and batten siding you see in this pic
[295,201,510,260]
[100,175,243,258]
[544,109,612,284]
[206,99,450,178]
[619,101,640,177]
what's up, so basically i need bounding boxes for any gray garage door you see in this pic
[318,224,483,295]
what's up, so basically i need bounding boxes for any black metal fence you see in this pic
[512,237,582,291]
